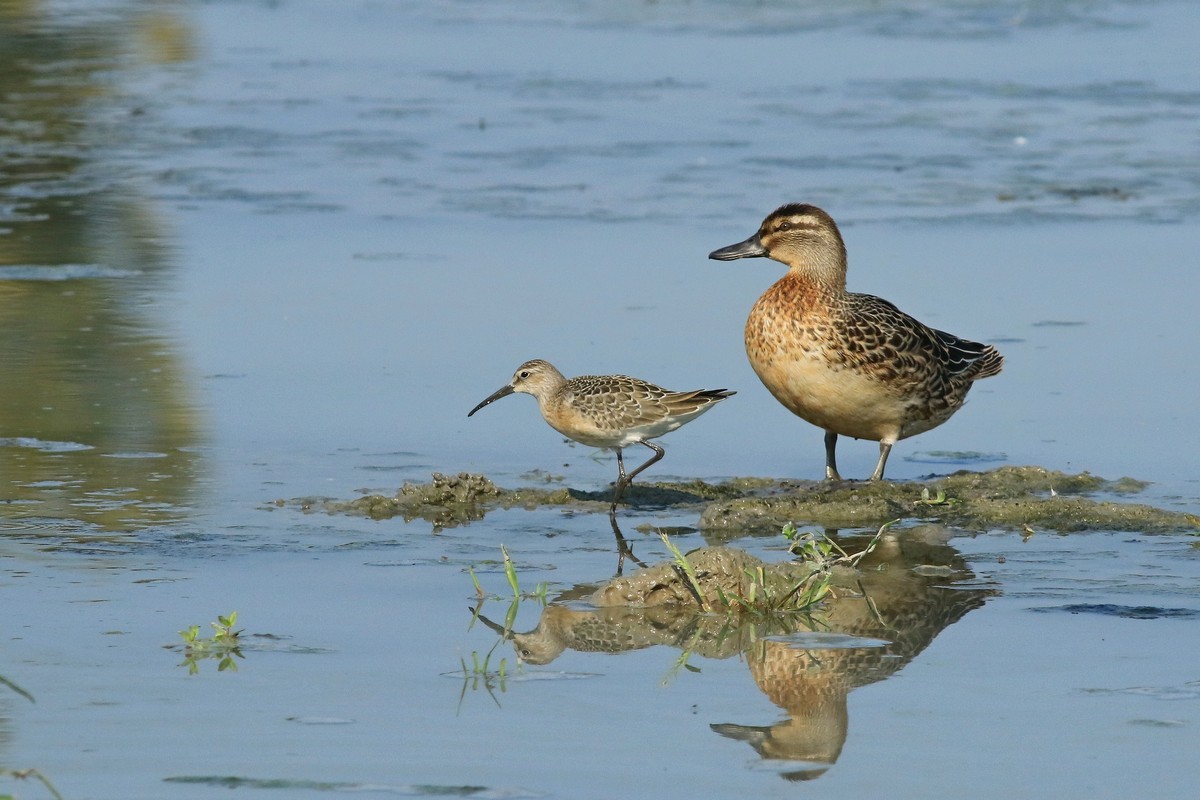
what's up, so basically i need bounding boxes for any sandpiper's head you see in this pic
[709,203,846,275]
[467,359,565,417]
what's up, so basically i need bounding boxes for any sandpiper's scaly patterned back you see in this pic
[546,368,735,449]
[711,203,1002,481]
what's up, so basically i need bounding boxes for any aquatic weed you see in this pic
[660,531,709,611]
[1,767,64,800]
[1,679,63,800]
[177,612,244,674]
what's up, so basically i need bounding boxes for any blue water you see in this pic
[2,1,1199,798]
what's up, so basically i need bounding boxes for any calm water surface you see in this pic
[2,1,1199,798]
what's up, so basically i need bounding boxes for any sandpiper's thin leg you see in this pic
[611,441,664,516]
[610,448,628,518]
[627,441,666,483]
[824,430,843,481]
[869,441,893,482]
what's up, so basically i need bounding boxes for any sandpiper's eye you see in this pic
[518,371,531,380]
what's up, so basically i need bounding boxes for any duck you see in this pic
[709,203,1002,481]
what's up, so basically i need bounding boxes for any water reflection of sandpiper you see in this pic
[474,528,992,780]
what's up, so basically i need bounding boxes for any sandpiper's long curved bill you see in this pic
[467,383,515,417]
[473,610,511,639]
[708,234,767,261]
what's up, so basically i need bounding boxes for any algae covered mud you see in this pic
[306,465,1199,536]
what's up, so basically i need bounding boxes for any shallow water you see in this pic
[2,0,1199,798]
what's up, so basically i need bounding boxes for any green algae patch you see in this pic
[296,466,1198,535]
[306,471,593,530]
[565,477,768,508]
[700,466,1187,534]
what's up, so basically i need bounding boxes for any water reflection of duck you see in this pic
[709,204,1003,481]
[712,530,990,779]
[475,528,992,779]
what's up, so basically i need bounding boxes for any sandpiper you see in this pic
[467,359,734,516]
[709,203,1002,481]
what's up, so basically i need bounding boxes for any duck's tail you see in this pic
[934,328,1004,381]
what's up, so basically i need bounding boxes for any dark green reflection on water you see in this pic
[0,2,201,535]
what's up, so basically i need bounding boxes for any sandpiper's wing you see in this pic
[564,376,732,436]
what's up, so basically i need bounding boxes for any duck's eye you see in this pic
[776,219,793,232]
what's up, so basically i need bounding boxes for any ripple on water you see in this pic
[1030,603,1200,619]
[905,450,1008,465]
[0,437,94,452]
[766,632,892,649]
[0,264,140,280]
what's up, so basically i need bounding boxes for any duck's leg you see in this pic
[869,441,893,482]
[824,431,843,481]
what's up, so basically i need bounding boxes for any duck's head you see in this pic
[709,203,846,274]
[467,359,565,416]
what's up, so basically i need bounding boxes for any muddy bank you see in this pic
[293,466,1198,535]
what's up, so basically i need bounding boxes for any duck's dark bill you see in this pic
[708,235,767,261]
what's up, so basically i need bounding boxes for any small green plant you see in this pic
[659,531,709,611]
[501,545,520,597]
[458,613,513,709]
[785,520,893,570]
[1,767,64,800]
[458,646,509,700]
[463,650,507,681]
[916,487,958,506]
[1,677,62,799]
[461,547,551,699]
[710,520,898,616]
[1,674,34,705]
[1,683,63,798]
[177,612,244,674]
[469,548,549,605]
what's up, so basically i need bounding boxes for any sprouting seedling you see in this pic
[468,566,485,600]
[775,520,897,610]
[660,532,708,611]
[212,612,242,641]
[501,545,520,598]
[917,487,956,506]
[469,550,550,609]
[0,674,35,704]
[2,767,64,800]
[177,612,245,674]
[456,640,510,710]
